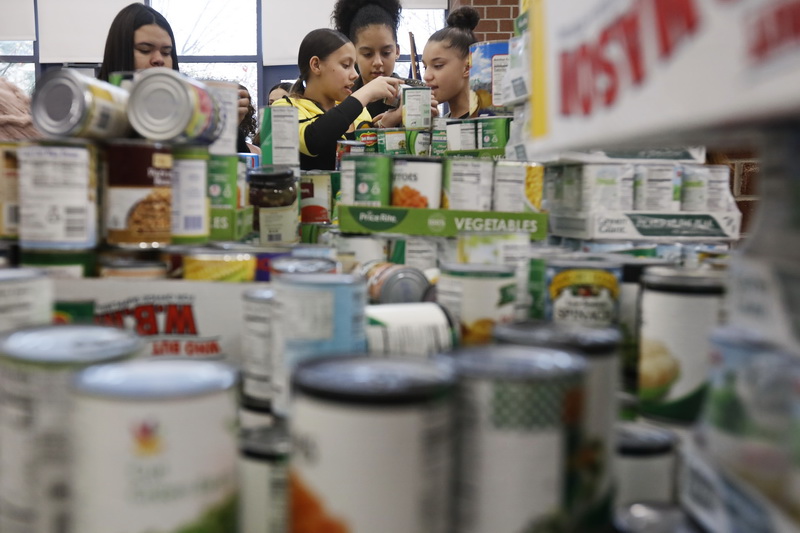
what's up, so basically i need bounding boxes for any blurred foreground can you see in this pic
[19,249,96,278]
[182,248,256,281]
[359,260,431,304]
[71,359,239,533]
[239,425,290,533]
[366,302,458,357]
[241,288,278,408]
[0,143,20,240]
[290,357,454,533]
[442,158,494,211]
[0,325,142,533]
[0,268,53,332]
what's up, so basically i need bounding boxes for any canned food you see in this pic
[638,267,725,422]
[633,165,682,212]
[493,321,622,529]
[171,145,210,244]
[300,171,332,223]
[249,166,299,245]
[299,222,335,245]
[31,69,130,138]
[557,163,635,213]
[388,236,440,271]
[271,256,337,276]
[127,67,221,143]
[291,356,454,533]
[469,40,512,114]
[404,128,432,156]
[0,143,19,239]
[446,120,476,151]
[239,425,290,533]
[18,141,100,250]
[447,344,586,533]
[706,164,733,212]
[431,118,448,156]
[527,246,567,320]
[358,260,432,303]
[0,268,53,332]
[20,248,96,278]
[442,158,494,211]
[0,325,142,532]
[470,116,512,150]
[376,128,407,154]
[203,79,240,155]
[437,262,517,345]
[104,140,172,248]
[98,258,168,278]
[239,401,275,430]
[182,248,256,281]
[680,164,710,212]
[366,302,458,357]
[208,153,240,208]
[333,232,388,265]
[340,153,392,206]
[353,128,378,152]
[493,161,544,213]
[391,156,442,209]
[615,422,678,506]
[70,359,239,533]
[401,86,432,129]
[241,288,278,407]
[261,106,301,166]
[546,255,623,328]
[335,140,366,170]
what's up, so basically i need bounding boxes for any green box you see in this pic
[210,206,254,241]
[338,205,548,239]
[208,155,240,208]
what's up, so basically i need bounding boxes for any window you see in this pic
[396,9,445,80]
[0,41,37,94]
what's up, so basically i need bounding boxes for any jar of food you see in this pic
[248,166,299,245]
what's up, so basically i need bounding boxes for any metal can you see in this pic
[271,256,338,277]
[202,79,240,155]
[431,118,448,156]
[633,164,682,212]
[31,69,130,138]
[212,242,294,282]
[127,67,221,143]
[0,325,142,532]
[442,158,495,211]
[706,164,733,212]
[18,141,100,250]
[248,166,299,245]
[638,267,726,423]
[300,171,333,223]
[299,222,335,244]
[437,262,517,345]
[446,119,477,151]
[353,128,378,152]
[171,145,210,244]
[470,116,512,150]
[335,140,366,170]
[493,161,544,213]
[366,302,458,357]
[290,356,454,533]
[493,321,622,529]
[340,153,393,206]
[333,232,388,265]
[239,425,290,533]
[447,344,586,533]
[680,164,710,212]
[388,236,441,271]
[239,401,275,430]
[404,128,432,156]
[19,248,96,278]
[527,246,567,320]
[261,106,300,166]
[376,127,408,155]
[545,255,623,328]
[0,268,53,332]
[391,156,442,209]
[70,359,239,533]
[104,140,172,248]
[98,258,168,278]
[358,260,432,303]
[241,288,278,408]
[401,86,432,129]
[558,163,635,213]
[182,247,257,281]
[0,143,20,240]
[208,153,240,208]
[615,422,678,506]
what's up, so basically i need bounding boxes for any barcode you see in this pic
[183,215,203,230]
[512,77,527,97]
[267,233,283,242]
[423,118,431,126]
[97,108,111,130]
[65,206,86,237]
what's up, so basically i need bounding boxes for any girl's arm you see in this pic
[301,96,365,156]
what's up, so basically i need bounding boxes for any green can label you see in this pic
[354,129,379,153]
[431,128,448,157]
[405,130,431,156]
[353,156,392,207]
[207,155,239,208]
[473,117,511,150]
[377,129,407,155]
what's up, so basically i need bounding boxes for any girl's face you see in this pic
[315,42,360,102]
[133,24,174,70]
[422,40,469,105]
[354,24,399,85]
[268,88,289,105]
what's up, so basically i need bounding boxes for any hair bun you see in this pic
[446,6,480,31]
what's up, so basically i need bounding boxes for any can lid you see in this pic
[293,356,455,405]
[642,266,725,293]
[612,256,676,282]
[447,344,586,380]
[73,359,238,399]
[616,422,678,456]
[493,321,621,356]
[31,69,88,136]
[247,165,296,185]
[271,257,337,274]
[244,287,275,302]
[614,502,693,533]
[377,267,431,304]
[240,424,291,459]
[127,68,195,141]
[0,325,142,365]
[440,262,515,278]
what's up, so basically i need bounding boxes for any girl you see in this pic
[422,7,480,119]
[273,28,400,171]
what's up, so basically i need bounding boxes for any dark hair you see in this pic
[238,84,258,139]
[291,28,351,95]
[269,82,294,94]
[332,0,401,43]
[427,6,480,59]
[98,3,180,81]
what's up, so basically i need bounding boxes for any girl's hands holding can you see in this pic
[353,76,402,108]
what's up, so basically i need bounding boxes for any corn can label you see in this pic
[493,163,543,213]
[546,267,621,328]
[183,255,256,282]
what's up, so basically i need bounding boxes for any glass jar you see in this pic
[248,166,299,245]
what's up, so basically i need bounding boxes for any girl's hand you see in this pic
[237,89,250,124]
[373,107,402,128]
[353,76,402,108]
[431,97,440,118]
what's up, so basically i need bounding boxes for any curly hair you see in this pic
[238,84,258,139]
[332,0,402,43]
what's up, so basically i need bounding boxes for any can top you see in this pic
[271,257,337,275]
[440,262,515,278]
[30,69,91,136]
[0,325,142,365]
[293,356,455,405]
[549,253,624,270]
[275,272,364,287]
[375,267,431,304]
[613,256,675,282]
[128,68,201,141]
[616,422,678,456]
[73,359,238,399]
[642,266,725,293]
[244,287,275,303]
[248,165,296,186]
[613,502,692,533]
[240,424,291,459]
[447,344,586,380]
[493,321,621,356]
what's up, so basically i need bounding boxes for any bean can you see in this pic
[545,255,623,328]
[366,302,458,357]
[171,145,210,245]
[104,140,172,248]
[391,156,442,209]
[0,325,142,533]
[239,425,290,533]
[638,267,726,423]
[70,359,239,533]
[447,344,586,533]
[442,158,495,211]
[290,356,454,533]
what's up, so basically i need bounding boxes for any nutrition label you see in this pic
[275,287,334,341]
[259,199,300,244]
[171,159,208,239]
[446,161,493,211]
[266,107,300,166]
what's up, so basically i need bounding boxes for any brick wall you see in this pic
[449,0,519,42]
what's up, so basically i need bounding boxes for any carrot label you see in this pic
[391,158,442,209]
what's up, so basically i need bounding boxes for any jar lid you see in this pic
[248,165,295,186]
[494,320,621,356]
[616,422,678,456]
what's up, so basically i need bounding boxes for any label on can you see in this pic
[171,151,209,244]
[239,453,288,533]
[207,154,239,208]
[405,129,432,156]
[259,197,300,245]
[184,83,219,142]
[493,162,543,213]
[0,145,19,239]
[18,145,97,248]
[389,237,439,271]
[84,84,130,138]
[366,303,455,357]
[443,159,494,211]
[205,81,239,155]
[242,296,276,402]
[681,164,710,212]
[392,159,442,209]
[446,121,476,151]
[0,273,53,334]
[353,157,392,207]
[261,106,301,166]
[300,173,332,223]
[707,166,732,212]
[377,129,407,155]
[354,129,379,152]
[475,117,511,150]
[183,254,257,282]
[402,87,432,129]
[546,267,621,328]
[634,165,682,212]
[431,127,448,157]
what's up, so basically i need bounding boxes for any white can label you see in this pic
[206,84,239,156]
[258,199,299,245]
[339,159,356,205]
[242,298,274,382]
[276,287,334,342]
[437,273,516,345]
[18,146,96,246]
[263,107,300,166]
[492,164,526,212]
[239,456,288,533]
[392,160,442,209]
[681,165,710,212]
[402,87,432,129]
[634,165,682,212]
[0,276,53,332]
[72,391,238,533]
[445,161,494,211]
[366,303,454,357]
[171,159,209,238]
[707,167,732,212]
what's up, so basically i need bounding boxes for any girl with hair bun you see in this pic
[422,6,480,119]
[272,28,401,170]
